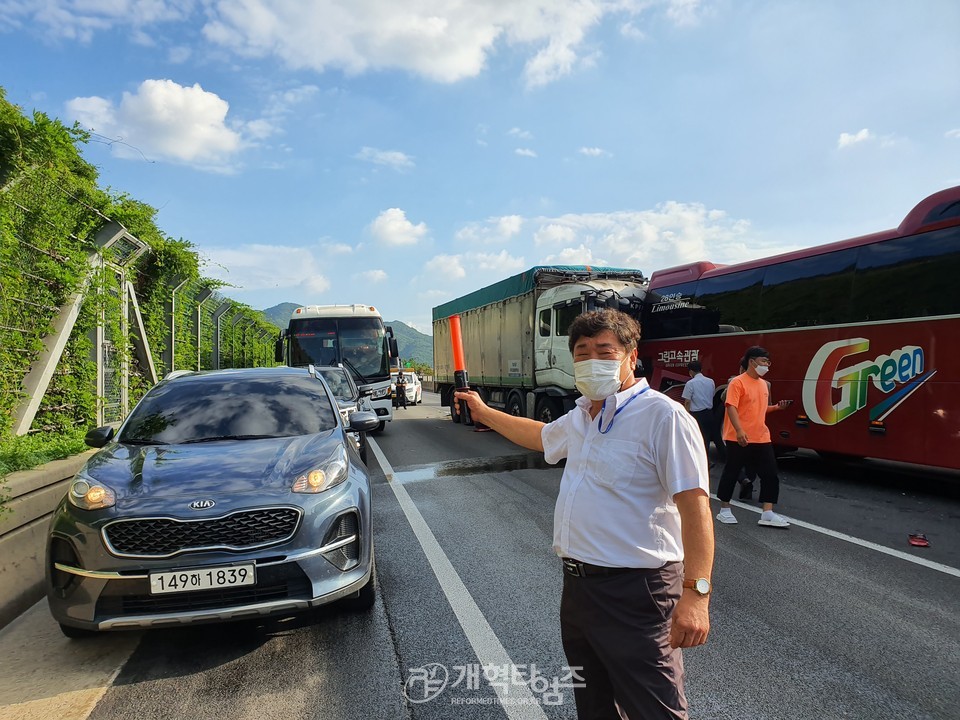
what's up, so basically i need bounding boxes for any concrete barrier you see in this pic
[0,452,93,630]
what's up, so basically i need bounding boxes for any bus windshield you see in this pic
[288,317,389,382]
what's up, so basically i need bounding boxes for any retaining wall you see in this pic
[0,453,92,629]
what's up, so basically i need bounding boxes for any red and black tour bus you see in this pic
[639,186,960,470]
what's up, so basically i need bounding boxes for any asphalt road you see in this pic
[1,391,957,720]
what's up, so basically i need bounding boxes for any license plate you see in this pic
[149,564,256,595]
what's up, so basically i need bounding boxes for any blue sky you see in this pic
[2,0,958,333]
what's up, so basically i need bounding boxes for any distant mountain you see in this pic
[386,320,433,368]
[261,303,433,367]
[263,302,301,328]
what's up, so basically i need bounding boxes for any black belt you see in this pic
[561,558,634,578]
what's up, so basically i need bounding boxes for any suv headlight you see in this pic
[67,472,117,511]
[292,445,349,493]
[371,386,390,399]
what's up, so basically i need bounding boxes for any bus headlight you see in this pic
[371,386,390,399]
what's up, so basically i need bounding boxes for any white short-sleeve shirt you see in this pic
[541,378,709,568]
[681,373,715,412]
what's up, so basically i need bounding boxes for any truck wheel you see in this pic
[449,392,461,424]
[535,396,562,424]
[506,392,525,417]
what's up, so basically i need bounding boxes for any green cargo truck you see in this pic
[432,266,647,423]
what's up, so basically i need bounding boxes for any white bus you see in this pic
[276,304,399,431]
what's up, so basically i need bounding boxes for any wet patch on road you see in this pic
[391,453,556,484]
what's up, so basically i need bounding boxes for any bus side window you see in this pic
[851,226,960,321]
[760,249,857,329]
[693,268,765,333]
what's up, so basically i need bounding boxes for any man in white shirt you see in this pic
[682,360,725,464]
[455,310,714,720]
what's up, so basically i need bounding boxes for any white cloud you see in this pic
[322,242,355,254]
[202,244,331,293]
[947,129,960,139]
[525,202,755,272]
[420,201,755,303]
[300,275,332,294]
[515,148,538,158]
[199,1,645,87]
[244,118,276,139]
[455,215,524,244]
[470,249,526,273]
[369,208,428,246]
[496,215,524,237]
[508,127,533,139]
[534,223,578,246]
[8,0,193,42]
[579,146,611,157]
[10,2,711,87]
[665,0,711,27]
[355,269,388,283]
[66,79,243,170]
[421,250,525,285]
[837,128,874,149]
[543,244,602,265]
[168,45,191,64]
[355,146,415,171]
[424,254,466,280]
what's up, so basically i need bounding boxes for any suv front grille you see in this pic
[103,507,302,558]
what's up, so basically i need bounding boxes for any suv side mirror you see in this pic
[349,411,381,433]
[85,426,116,448]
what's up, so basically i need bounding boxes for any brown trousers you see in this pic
[560,561,687,720]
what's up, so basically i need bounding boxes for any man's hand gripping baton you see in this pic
[449,314,472,425]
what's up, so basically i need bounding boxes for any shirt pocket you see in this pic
[586,438,640,489]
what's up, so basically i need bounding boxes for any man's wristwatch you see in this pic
[682,578,711,596]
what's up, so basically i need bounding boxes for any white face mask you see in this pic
[754,364,770,377]
[574,359,624,401]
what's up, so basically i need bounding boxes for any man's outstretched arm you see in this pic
[454,390,546,452]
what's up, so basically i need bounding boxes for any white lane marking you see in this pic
[719,496,960,578]
[368,437,549,719]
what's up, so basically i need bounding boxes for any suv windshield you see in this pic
[119,374,338,444]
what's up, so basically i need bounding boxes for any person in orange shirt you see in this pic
[715,346,792,528]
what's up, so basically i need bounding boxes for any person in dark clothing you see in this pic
[395,372,408,409]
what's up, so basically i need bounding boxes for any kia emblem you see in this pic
[189,499,216,510]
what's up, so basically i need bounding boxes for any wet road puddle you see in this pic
[391,452,555,484]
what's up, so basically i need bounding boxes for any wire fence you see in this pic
[0,166,278,437]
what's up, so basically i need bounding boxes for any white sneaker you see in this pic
[716,508,738,524]
[758,510,790,528]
